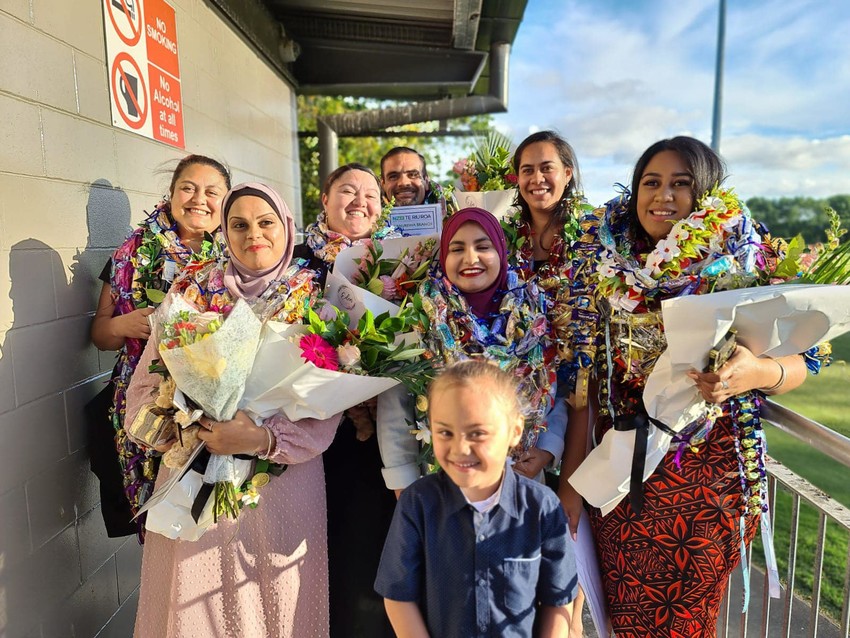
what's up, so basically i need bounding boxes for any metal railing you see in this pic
[716,400,850,638]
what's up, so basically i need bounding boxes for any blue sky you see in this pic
[493,0,850,207]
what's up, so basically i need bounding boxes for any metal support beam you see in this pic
[453,0,483,50]
[316,41,510,183]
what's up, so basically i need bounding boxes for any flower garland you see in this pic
[170,256,319,323]
[418,269,558,455]
[501,195,601,407]
[303,209,401,263]
[109,201,226,537]
[596,186,767,313]
[501,195,589,282]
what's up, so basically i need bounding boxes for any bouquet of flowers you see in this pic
[241,302,434,421]
[324,235,438,327]
[452,131,518,219]
[350,236,437,302]
[133,261,319,540]
[453,131,517,192]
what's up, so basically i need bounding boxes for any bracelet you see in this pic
[760,359,787,393]
[257,426,274,460]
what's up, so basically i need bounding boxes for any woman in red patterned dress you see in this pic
[559,136,825,637]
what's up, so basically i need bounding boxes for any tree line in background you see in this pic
[297,96,850,243]
[746,195,850,244]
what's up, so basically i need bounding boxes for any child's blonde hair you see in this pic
[427,360,522,424]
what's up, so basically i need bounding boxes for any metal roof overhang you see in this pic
[207,0,527,99]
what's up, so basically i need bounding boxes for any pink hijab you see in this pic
[221,182,296,299]
[439,207,509,317]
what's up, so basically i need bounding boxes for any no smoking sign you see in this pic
[102,0,184,148]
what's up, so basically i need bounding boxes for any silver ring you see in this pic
[721,380,729,390]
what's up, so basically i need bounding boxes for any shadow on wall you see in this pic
[0,180,142,637]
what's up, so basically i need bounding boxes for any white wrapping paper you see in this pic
[570,284,850,515]
[454,189,518,220]
[324,235,438,328]
[240,321,402,421]
[142,295,263,540]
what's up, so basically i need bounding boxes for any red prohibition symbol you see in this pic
[106,0,142,47]
[111,52,148,129]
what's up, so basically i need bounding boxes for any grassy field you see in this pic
[758,361,850,620]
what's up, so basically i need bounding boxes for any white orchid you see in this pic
[411,427,431,445]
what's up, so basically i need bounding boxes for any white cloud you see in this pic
[497,0,850,201]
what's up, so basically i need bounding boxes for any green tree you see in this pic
[746,195,850,243]
[297,95,492,226]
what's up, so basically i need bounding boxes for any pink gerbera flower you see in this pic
[299,334,339,371]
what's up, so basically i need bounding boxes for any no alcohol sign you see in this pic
[103,0,185,148]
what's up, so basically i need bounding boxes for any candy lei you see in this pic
[502,196,601,407]
[109,202,225,533]
[596,186,766,313]
[419,270,557,453]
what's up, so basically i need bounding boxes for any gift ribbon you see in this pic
[186,448,255,523]
[613,408,677,516]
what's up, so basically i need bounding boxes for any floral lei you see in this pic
[501,194,589,282]
[596,186,769,313]
[418,268,558,455]
[593,185,783,519]
[169,256,319,323]
[109,201,225,535]
[304,209,401,264]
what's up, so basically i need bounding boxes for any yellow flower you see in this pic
[415,395,428,413]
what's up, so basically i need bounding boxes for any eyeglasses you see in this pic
[384,170,423,182]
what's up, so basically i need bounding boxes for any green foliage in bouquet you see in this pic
[453,130,517,192]
[303,302,435,398]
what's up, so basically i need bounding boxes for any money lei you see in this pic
[419,269,557,454]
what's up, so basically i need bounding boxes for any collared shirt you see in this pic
[374,468,577,638]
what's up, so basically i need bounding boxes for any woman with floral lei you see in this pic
[561,137,826,637]
[90,154,230,539]
[411,207,565,473]
[125,182,341,637]
[293,162,400,638]
[502,131,592,464]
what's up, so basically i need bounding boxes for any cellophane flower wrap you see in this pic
[139,259,318,540]
[241,302,434,421]
[155,294,261,423]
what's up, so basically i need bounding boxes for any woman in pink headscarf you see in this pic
[126,183,342,638]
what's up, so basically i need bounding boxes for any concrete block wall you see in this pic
[0,0,301,635]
